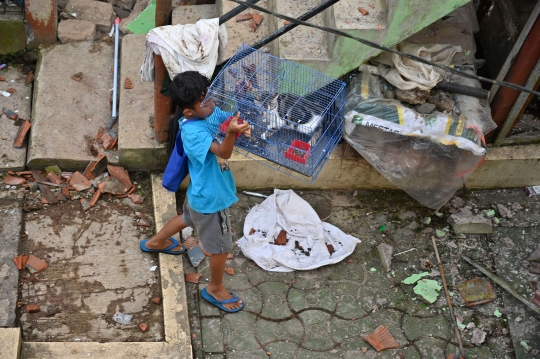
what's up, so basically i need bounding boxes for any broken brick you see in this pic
[13,254,29,270]
[284,20,290,25]
[252,14,263,25]
[124,77,133,89]
[26,304,40,313]
[364,325,399,352]
[71,72,83,82]
[139,323,148,332]
[456,277,496,306]
[96,126,104,140]
[249,228,255,235]
[80,199,91,211]
[56,192,67,201]
[83,161,97,180]
[138,217,151,227]
[99,177,125,195]
[128,193,145,204]
[91,154,108,178]
[107,165,132,193]
[69,171,92,192]
[185,273,202,283]
[41,197,49,204]
[102,133,115,150]
[26,254,48,273]
[532,291,540,307]
[89,189,101,207]
[61,187,71,199]
[17,301,25,308]
[358,7,369,15]
[7,87,15,93]
[0,76,5,81]
[13,119,31,148]
[46,172,63,185]
[235,13,252,22]
[248,21,257,32]
[151,297,161,305]
[25,72,34,85]
[3,175,26,186]
[224,267,235,276]
[274,230,287,245]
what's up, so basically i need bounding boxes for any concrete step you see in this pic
[27,41,119,171]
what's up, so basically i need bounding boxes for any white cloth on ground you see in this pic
[370,42,462,91]
[237,189,361,272]
[140,18,227,81]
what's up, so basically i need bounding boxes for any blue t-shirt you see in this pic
[181,108,238,213]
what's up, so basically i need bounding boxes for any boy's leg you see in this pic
[144,215,188,252]
[206,252,243,311]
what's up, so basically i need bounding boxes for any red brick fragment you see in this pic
[89,189,101,207]
[139,323,148,332]
[0,76,5,81]
[96,126,104,140]
[17,301,25,308]
[46,172,63,185]
[235,13,252,22]
[532,290,540,307]
[128,193,145,204]
[252,14,263,25]
[56,192,66,201]
[26,254,48,273]
[151,297,161,305]
[138,217,151,227]
[41,197,49,204]
[69,171,92,192]
[80,198,91,211]
[7,88,15,93]
[107,165,132,193]
[13,119,31,148]
[358,7,369,15]
[25,72,34,85]
[13,254,29,270]
[284,20,290,25]
[61,187,71,199]
[3,109,18,120]
[26,304,40,313]
[249,228,255,235]
[364,325,399,352]
[3,175,26,186]
[274,230,287,245]
[248,21,257,32]
[224,267,235,276]
[185,273,202,283]
[71,72,83,82]
[326,244,335,254]
[124,77,133,89]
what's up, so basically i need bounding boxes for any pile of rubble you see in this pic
[2,154,144,212]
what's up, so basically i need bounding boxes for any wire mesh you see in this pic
[204,44,345,183]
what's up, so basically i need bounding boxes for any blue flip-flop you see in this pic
[201,287,244,313]
[140,237,185,255]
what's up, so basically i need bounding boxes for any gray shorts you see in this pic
[182,199,233,254]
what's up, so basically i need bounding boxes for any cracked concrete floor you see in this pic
[182,188,539,359]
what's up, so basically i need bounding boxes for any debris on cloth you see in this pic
[141,18,228,81]
[343,69,491,209]
[369,42,463,91]
[456,277,496,306]
[237,189,361,272]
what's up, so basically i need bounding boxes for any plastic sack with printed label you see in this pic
[343,70,489,209]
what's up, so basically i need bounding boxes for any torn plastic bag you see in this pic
[343,71,487,210]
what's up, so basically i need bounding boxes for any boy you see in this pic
[140,71,250,313]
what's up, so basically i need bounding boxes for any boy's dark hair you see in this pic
[170,71,211,110]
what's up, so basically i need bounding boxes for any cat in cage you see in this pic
[254,92,323,140]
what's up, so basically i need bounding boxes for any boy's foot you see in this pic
[202,287,244,313]
[140,237,185,255]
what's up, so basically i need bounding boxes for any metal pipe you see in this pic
[111,18,120,123]
[435,81,489,100]
[219,0,261,25]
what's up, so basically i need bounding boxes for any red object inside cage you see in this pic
[284,140,311,164]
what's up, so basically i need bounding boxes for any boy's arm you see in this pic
[209,112,250,159]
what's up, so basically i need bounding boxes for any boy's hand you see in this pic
[227,112,250,136]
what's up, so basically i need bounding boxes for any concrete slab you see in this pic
[172,4,218,26]
[27,41,119,171]
[118,34,166,170]
[19,190,162,342]
[57,19,97,43]
[65,0,115,33]
[0,65,32,172]
[0,197,23,327]
[276,0,332,61]
[216,0,271,60]
[0,328,21,359]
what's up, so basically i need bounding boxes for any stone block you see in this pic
[0,18,26,55]
[58,19,96,42]
[65,0,115,32]
[377,243,393,272]
[108,0,137,11]
[448,213,493,234]
[0,328,21,359]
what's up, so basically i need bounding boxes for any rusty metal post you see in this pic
[154,0,173,143]
[25,0,58,49]
[486,15,540,142]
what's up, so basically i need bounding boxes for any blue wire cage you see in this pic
[204,44,346,183]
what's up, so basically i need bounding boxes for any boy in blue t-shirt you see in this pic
[140,71,250,313]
